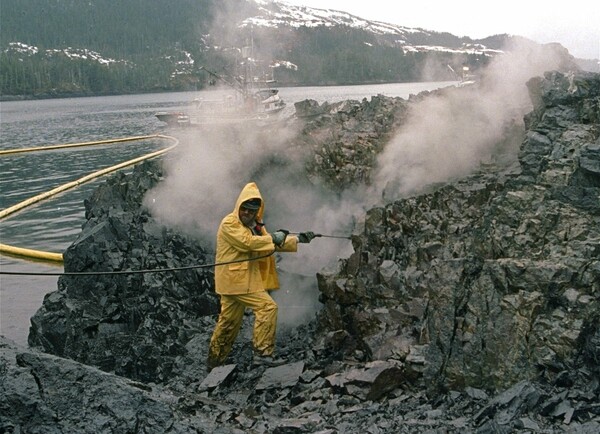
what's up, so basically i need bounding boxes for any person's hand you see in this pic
[297,231,315,243]
[271,231,286,246]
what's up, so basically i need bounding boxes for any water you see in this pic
[0,81,456,346]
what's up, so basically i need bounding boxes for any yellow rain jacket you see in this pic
[215,182,297,295]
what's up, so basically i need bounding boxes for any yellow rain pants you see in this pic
[208,291,278,367]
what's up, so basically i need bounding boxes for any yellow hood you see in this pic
[234,182,265,222]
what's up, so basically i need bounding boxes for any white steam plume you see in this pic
[369,39,571,200]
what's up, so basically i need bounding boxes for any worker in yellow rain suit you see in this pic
[207,182,315,369]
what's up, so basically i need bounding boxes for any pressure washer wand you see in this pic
[288,232,352,240]
[315,234,352,240]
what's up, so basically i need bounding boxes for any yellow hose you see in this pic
[0,135,159,156]
[0,243,64,263]
[0,134,179,263]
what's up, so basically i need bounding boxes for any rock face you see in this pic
[13,70,599,433]
[0,337,196,434]
[294,94,409,192]
[28,163,219,383]
[317,70,600,391]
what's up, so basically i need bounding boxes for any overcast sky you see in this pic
[284,0,599,59]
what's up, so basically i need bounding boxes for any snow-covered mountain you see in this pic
[5,42,128,66]
[241,0,504,57]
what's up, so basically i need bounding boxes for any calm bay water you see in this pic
[0,81,456,345]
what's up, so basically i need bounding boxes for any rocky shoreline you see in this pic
[1,70,599,433]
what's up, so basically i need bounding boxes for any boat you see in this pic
[155,87,286,127]
[457,66,477,87]
[447,64,477,87]
[154,111,190,126]
[155,47,290,128]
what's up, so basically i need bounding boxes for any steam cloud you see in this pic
[369,38,568,200]
[144,38,572,327]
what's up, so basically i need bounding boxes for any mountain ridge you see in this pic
[0,0,586,98]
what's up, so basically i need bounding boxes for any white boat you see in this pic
[155,48,289,127]
[447,64,477,87]
[154,111,190,125]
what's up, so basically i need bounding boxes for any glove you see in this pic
[297,231,315,243]
[271,231,286,246]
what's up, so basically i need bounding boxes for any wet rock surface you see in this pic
[3,330,599,433]
[293,94,410,192]
[4,71,599,433]
[315,70,599,392]
[27,162,218,383]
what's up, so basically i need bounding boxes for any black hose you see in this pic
[1,232,351,277]
[0,251,275,277]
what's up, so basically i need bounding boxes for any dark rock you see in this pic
[199,364,237,391]
[329,360,407,401]
[293,94,409,193]
[514,417,540,430]
[27,160,218,384]
[256,362,305,391]
[316,70,600,393]
[0,337,198,433]
[466,387,490,400]
[272,413,323,433]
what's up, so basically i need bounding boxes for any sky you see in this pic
[284,0,599,59]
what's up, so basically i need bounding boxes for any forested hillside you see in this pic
[1,0,214,55]
[1,0,495,98]
[0,0,217,96]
